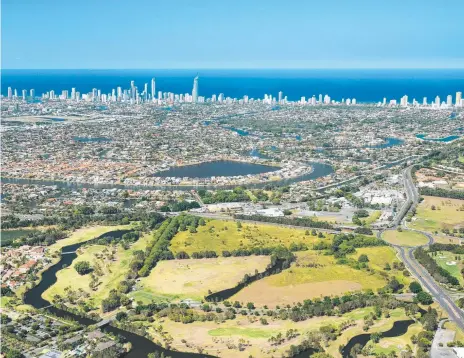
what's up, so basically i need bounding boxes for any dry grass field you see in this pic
[134,256,270,302]
[410,196,464,233]
[231,251,388,307]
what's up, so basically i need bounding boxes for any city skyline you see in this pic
[2,0,464,69]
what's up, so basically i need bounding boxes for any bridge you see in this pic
[96,315,116,328]
[61,251,76,255]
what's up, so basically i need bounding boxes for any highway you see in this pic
[383,165,464,331]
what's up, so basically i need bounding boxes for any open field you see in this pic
[382,230,429,247]
[410,196,464,233]
[47,224,132,254]
[430,251,464,285]
[133,256,270,302]
[231,251,388,307]
[169,219,329,255]
[43,230,151,310]
[152,307,377,358]
[348,247,412,286]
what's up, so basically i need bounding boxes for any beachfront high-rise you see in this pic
[192,74,199,103]
[457,92,462,106]
[151,78,156,101]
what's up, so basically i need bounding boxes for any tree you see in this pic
[371,332,382,343]
[358,254,369,263]
[416,291,433,305]
[6,350,23,358]
[247,302,255,310]
[74,261,92,275]
[116,312,127,321]
[409,282,423,293]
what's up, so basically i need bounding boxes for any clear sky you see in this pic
[2,0,463,69]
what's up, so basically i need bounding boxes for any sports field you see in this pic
[410,196,464,233]
[133,256,270,302]
[382,230,429,247]
[169,219,329,255]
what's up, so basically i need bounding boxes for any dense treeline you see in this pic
[429,243,464,254]
[128,292,422,327]
[138,214,202,276]
[420,187,464,200]
[5,228,67,247]
[198,187,250,204]
[1,210,165,231]
[159,200,200,212]
[313,233,385,257]
[414,247,461,287]
[233,214,335,230]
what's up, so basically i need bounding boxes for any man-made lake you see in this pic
[367,137,404,149]
[416,134,460,142]
[1,161,334,191]
[153,160,279,178]
[73,136,112,143]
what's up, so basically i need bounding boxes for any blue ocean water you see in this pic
[2,69,464,103]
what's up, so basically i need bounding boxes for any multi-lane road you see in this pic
[384,165,464,331]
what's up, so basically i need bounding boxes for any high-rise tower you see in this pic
[192,74,199,103]
[151,78,156,101]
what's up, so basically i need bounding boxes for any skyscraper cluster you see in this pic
[3,76,463,109]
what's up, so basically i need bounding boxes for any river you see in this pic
[23,229,214,358]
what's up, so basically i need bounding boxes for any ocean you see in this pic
[2,69,464,103]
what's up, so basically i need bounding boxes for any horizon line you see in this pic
[3,67,464,71]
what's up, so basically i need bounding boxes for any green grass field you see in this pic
[365,210,382,226]
[348,247,412,287]
[208,327,276,338]
[370,321,422,355]
[430,251,464,285]
[169,219,329,255]
[43,229,150,309]
[410,196,464,233]
[324,307,410,357]
[382,230,429,247]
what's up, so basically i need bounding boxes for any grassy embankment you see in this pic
[382,230,429,247]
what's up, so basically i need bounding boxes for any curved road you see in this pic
[382,165,464,331]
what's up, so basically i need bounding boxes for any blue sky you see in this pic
[2,0,463,69]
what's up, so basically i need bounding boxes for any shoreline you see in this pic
[1,163,320,190]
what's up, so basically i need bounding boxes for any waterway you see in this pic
[341,319,415,358]
[23,229,214,358]
[415,134,461,142]
[2,161,333,191]
[73,136,112,143]
[153,160,279,178]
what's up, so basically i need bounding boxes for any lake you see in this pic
[416,134,460,142]
[153,160,279,178]
[73,136,112,143]
[1,161,334,190]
